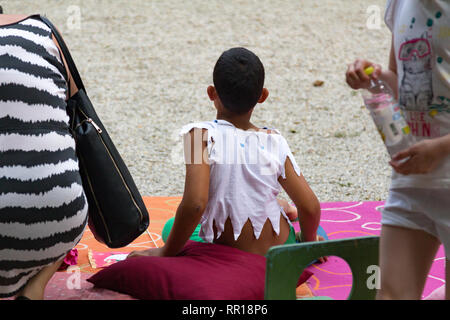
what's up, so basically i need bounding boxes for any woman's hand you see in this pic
[390,136,450,175]
[345,58,382,90]
[127,247,166,259]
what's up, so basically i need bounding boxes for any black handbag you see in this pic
[39,15,150,248]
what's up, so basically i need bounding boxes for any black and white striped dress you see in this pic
[0,17,88,298]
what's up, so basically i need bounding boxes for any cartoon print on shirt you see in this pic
[398,31,433,111]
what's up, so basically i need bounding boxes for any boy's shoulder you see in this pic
[180,121,290,143]
[258,127,281,135]
[179,121,216,136]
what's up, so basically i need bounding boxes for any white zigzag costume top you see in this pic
[0,17,88,298]
[180,119,301,243]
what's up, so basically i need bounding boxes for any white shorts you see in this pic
[381,188,450,258]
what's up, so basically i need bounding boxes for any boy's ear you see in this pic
[207,85,217,101]
[258,88,269,103]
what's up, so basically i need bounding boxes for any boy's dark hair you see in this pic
[0,6,3,14]
[213,47,265,114]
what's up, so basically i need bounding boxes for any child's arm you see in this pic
[346,36,398,98]
[380,36,398,98]
[162,128,210,256]
[390,133,450,175]
[278,158,321,242]
[128,128,210,258]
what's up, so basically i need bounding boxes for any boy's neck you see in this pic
[216,111,258,131]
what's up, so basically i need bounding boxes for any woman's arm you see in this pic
[0,14,29,26]
[51,33,78,99]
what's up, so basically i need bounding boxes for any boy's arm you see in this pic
[128,128,210,259]
[278,158,321,242]
[162,128,210,256]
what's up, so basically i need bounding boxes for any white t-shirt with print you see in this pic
[385,0,450,189]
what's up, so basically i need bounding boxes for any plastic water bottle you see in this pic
[362,66,415,158]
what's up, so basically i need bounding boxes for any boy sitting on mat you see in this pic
[128,47,326,260]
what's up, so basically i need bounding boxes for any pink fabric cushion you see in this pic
[87,240,312,300]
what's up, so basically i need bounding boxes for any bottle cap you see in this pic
[364,66,374,76]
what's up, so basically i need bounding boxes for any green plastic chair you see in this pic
[265,236,380,300]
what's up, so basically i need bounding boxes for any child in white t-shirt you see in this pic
[129,47,325,259]
[346,0,450,299]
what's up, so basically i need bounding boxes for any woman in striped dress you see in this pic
[0,14,88,299]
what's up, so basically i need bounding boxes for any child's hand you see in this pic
[277,198,298,221]
[346,58,382,90]
[127,247,166,259]
[285,205,298,221]
[390,137,448,175]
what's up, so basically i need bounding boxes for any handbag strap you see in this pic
[39,15,86,94]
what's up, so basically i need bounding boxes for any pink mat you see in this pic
[296,201,446,300]
[8,201,444,300]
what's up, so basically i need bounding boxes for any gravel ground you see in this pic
[4,0,393,201]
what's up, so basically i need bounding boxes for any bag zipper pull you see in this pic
[87,118,103,133]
